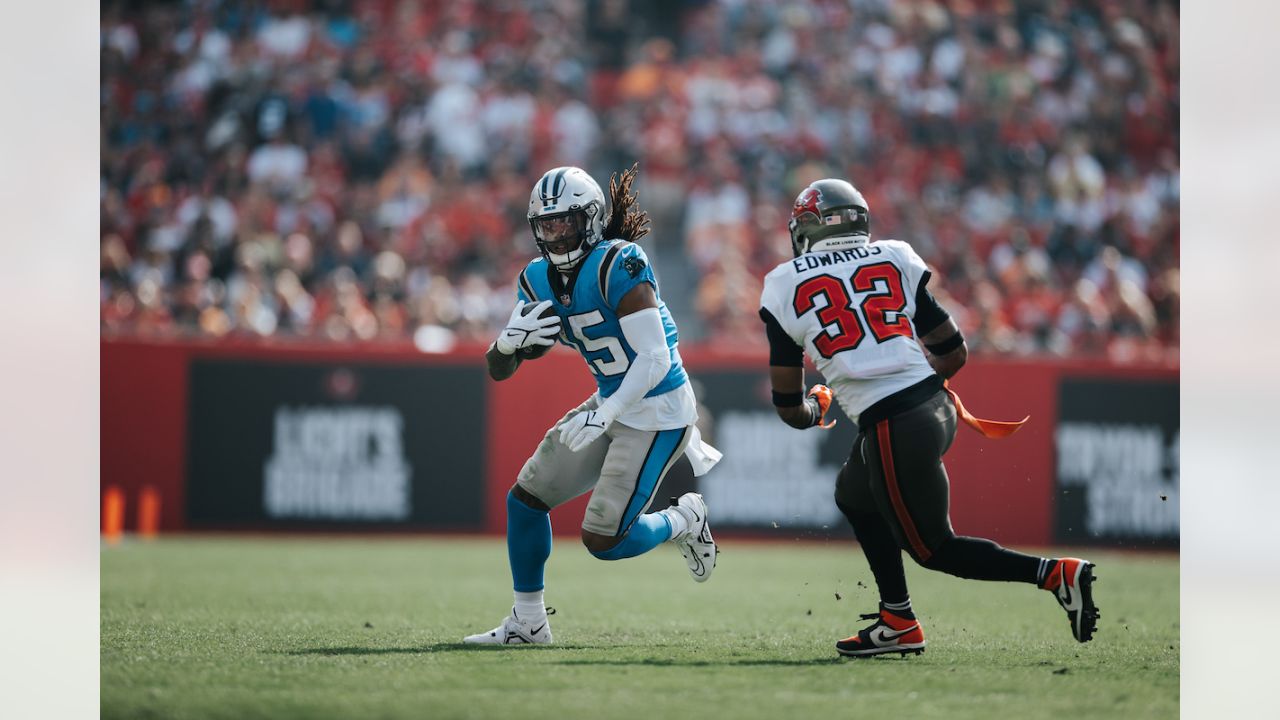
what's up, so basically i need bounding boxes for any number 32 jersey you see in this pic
[759,240,936,420]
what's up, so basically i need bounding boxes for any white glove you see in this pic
[494,300,561,355]
[559,405,618,453]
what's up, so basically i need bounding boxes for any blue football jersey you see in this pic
[515,240,688,399]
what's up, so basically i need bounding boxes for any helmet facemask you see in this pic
[530,203,601,271]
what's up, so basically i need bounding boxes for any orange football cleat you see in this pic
[1041,557,1100,643]
[836,606,926,657]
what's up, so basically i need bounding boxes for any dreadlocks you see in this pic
[602,163,651,243]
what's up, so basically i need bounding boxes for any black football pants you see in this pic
[834,390,1041,605]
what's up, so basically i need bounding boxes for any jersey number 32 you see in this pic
[791,262,914,359]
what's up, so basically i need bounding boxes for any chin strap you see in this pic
[547,249,585,271]
[943,380,1029,439]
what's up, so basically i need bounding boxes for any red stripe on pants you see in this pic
[876,420,932,562]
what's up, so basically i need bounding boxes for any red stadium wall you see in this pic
[101,338,1177,547]
[102,340,190,533]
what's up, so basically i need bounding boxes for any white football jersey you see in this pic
[759,239,936,420]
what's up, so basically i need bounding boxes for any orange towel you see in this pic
[943,381,1029,439]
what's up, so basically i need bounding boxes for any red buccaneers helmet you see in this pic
[788,179,871,257]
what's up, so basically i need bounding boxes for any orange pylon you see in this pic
[138,486,160,540]
[102,486,125,545]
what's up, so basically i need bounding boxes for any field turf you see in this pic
[101,536,1178,719]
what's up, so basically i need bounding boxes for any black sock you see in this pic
[922,536,1043,584]
[839,504,910,605]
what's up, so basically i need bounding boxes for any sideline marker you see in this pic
[139,486,161,540]
[103,486,125,545]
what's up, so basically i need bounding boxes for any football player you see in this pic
[759,179,1100,657]
[465,165,722,645]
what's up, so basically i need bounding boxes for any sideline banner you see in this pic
[186,359,486,529]
[102,337,1177,545]
[1054,377,1179,546]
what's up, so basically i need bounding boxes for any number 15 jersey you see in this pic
[758,240,936,420]
[516,238,695,431]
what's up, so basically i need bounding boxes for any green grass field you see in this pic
[101,536,1178,719]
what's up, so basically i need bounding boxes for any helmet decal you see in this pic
[539,168,569,209]
[794,186,822,219]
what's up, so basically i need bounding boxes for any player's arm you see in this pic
[606,284,673,416]
[487,299,560,382]
[913,274,967,379]
[760,308,835,430]
[559,283,669,451]
[485,343,522,381]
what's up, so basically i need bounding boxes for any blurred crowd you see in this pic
[101,0,1178,362]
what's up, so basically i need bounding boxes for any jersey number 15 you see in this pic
[566,310,630,376]
[791,262,914,359]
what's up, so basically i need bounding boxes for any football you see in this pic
[517,302,559,360]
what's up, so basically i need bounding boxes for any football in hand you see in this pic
[517,302,559,360]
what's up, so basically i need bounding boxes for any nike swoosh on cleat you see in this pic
[868,625,918,646]
[682,542,706,575]
[530,623,546,635]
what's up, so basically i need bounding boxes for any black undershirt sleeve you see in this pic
[759,307,805,368]
[912,270,951,337]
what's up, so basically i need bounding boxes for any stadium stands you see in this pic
[100,0,1178,362]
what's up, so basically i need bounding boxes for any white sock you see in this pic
[514,590,545,622]
[1036,557,1056,587]
[661,507,689,538]
[883,598,913,617]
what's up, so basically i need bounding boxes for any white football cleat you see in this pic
[462,607,553,645]
[669,493,717,583]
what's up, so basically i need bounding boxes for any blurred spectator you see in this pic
[247,133,308,197]
[100,0,1178,364]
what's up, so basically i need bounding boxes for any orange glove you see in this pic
[807,384,837,429]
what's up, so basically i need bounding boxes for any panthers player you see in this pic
[759,179,1100,657]
[465,165,721,645]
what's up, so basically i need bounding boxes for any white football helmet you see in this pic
[527,166,607,271]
